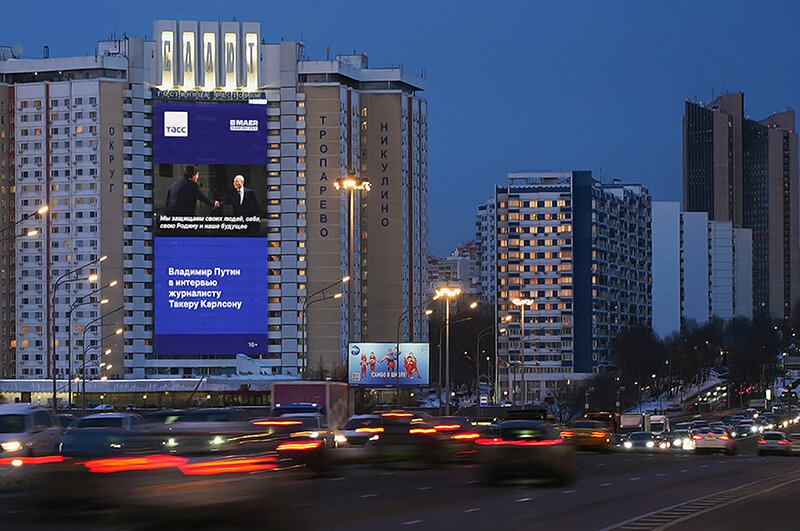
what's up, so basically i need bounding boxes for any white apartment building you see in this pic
[652,201,752,337]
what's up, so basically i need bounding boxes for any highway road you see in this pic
[285,434,800,530]
[2,434,800,530]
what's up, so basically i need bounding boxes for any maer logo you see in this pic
[350,345,361,357]
[229,119,259,132]
[164,111,188,137]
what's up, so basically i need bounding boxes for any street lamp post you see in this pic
[301,275,350,378]
[50,254,107,410]
[475,314,511,414]
[80,324,123,415]
[302,292,342,377]
[511,298,534,406]
[394,295,440,403]
[334,176,370,360]
[434,287,462,416]
[0,204,48,236]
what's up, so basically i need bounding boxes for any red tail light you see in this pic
[758,440,767,444]
[80,455,189,474]
[590,432,607,438]
[382,412,413,417]
[475,438,564,446]
[451,432,480,440]
[692,435,703,440]
[719,435,729,440]
[0,455,67,467]
[252,420,303,426]
[779,440,792,445]
[560,431,575,438]
[276,440,323,451]
[434,424,462,431]
[409,428,436,435]
[179,456,278,475]
[355,427,384,434]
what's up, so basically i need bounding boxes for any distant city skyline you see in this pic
[5,0,800,254]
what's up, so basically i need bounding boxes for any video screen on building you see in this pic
[153,100,269,358]
[348,343,430,388]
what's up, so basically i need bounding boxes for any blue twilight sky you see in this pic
[6,1,800,255]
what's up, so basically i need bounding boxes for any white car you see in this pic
[90,404,115,411]
[693,428,737,455]
[0,403,62,457]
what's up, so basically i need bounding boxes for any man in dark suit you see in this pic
[164,164,218,216]
[220,174,260,216]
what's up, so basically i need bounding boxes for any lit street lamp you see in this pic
[435,286,462,416]
[77,305,122,415]
[334,176,370,356]
[301,275,350,378]
[511,297,534,405]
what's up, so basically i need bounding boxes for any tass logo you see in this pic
[350,345,361,357]
[164,111,188,137]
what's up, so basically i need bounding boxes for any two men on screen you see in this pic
[164,166,261,218]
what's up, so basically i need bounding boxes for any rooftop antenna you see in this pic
[326,45,331,60]
[42,45,49,59]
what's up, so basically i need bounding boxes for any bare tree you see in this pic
[550,378,586,424]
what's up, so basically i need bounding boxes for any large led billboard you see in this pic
[153,101,269,358]
[348,343,430,388]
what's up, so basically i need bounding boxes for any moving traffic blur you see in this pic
[3,401,800,529]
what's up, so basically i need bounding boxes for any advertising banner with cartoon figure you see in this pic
[348,343,429,388]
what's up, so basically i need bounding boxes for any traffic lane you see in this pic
[297,449,800,530]
[671,466,800,530]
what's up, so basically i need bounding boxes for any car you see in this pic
[90,404,115,411]
[153,408,255,455]
[60,413,149,457]
[559,420,614,452]
[477,420,575,486]
[430,416,482,460]
[735,420,757,437]
[692,428,737,455]
[362,411,440,468]
[0,403,62,458]
[788,433,800,454]
[757,431,794,456]
[665,429,694,450]
[621,432,668,452]
[339,414,382,447]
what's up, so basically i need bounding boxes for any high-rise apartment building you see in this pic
[0,19,428,385]
[475,201,496,306]
[652,202,753,337]
[492,172,651,403]
[683,93,799,320]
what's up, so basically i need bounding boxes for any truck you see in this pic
[620,413,651,435]
[649,415,670,434]
[271,381,352,430]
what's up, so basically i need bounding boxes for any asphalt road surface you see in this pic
[3,434,800,530]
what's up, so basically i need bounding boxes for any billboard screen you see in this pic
[153,100,269,358]
[348,343,430,388]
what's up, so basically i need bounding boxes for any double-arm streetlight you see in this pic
[394,292,446,401]
[433,287,469,416]
[334,176,370,351]
[50,254,108,410]
[511,297,534,406]
[0,205,48,237]
[67,280,118,405]
[301,275,350,378]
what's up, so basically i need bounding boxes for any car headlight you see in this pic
[659,442,669,449]
[334,434,347,444]
[163,438,178,447]
[646,441,655,448]
[109,443,123,449]
[369,434,380,441]
[210,436,226,445]
[1,441,23,452]
[623,441,632,449]
[731,431,737,438]
[751,426,758,433]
